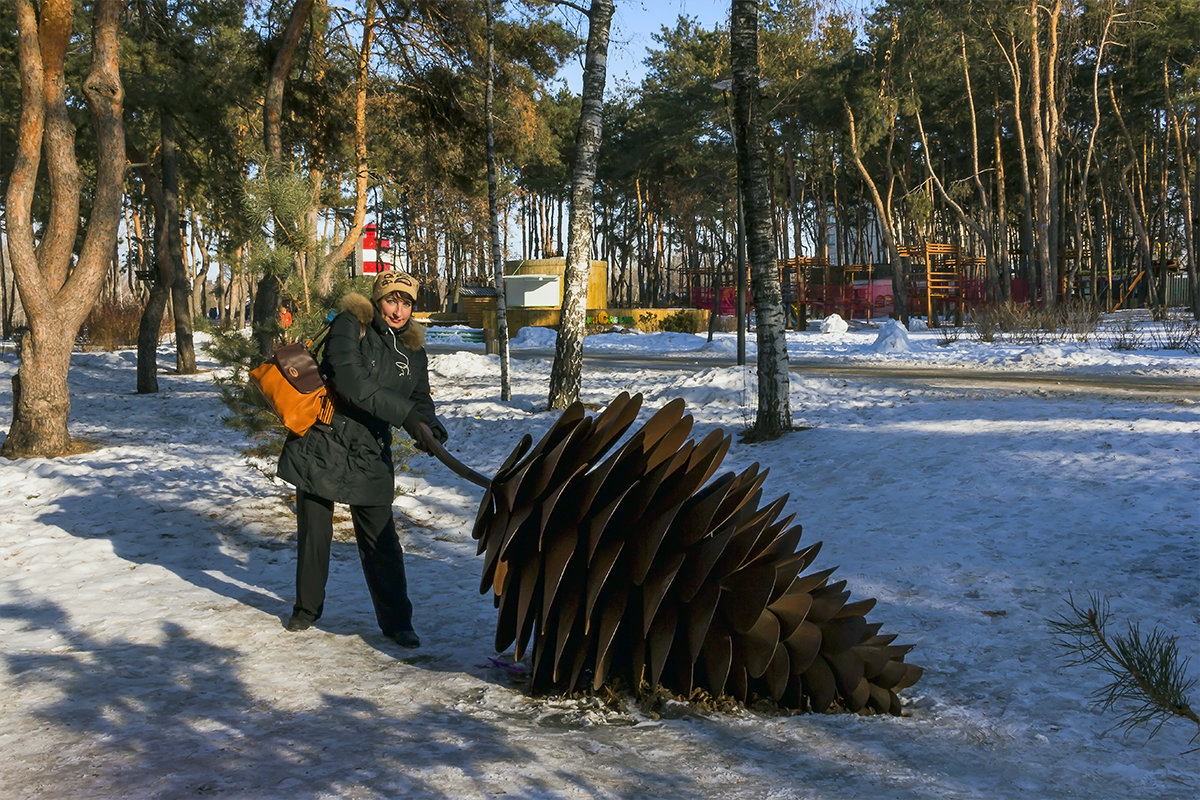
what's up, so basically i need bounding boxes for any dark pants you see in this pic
[293,489,414,635]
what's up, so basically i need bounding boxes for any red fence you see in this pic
[690,287,753,316]
[691,278,1036,322]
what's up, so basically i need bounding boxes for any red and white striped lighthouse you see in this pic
[354,223,395,276]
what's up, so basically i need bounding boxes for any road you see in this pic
[431,343,1200,402]
[605,354,1199,401]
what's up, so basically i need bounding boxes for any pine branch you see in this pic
[1050,592,1200,743]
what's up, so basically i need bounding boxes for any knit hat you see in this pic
[372,270,418,303]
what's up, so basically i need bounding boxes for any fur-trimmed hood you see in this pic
[340,291,425,350]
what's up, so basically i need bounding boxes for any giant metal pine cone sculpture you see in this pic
[471,392,922,714]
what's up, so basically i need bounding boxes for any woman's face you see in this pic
[378,293,413,329]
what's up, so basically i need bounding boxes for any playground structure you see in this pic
[774,241,1186,327]
[778,256,888,328]
[775,244,1058,328]
[777,245,981,327]
[1061,247,1187,310]
[413,235,1187,342]
[896,242,974,327]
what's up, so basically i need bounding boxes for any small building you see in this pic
[505,258,608,310]
[457,285,498,328]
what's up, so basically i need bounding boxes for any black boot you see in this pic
[389,629,420,648]
[285,612,315,632]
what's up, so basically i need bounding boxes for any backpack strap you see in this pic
[304,314,335,359]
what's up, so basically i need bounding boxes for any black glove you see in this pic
[404,411,447,453]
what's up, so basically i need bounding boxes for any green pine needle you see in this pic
[1050,592,1199,743]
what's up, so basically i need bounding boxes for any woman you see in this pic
[277,270,447,648]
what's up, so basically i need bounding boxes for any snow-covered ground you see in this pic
[1,312,1198,799]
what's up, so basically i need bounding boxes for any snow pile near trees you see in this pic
[820,313,850,334]
[870,319,914,352]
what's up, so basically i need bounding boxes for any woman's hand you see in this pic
[404,412,447,452]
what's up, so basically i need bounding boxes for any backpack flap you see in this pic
[273,343,324,393]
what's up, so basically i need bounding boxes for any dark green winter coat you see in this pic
[277,292,438,506]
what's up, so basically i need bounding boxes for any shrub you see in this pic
[1104,314,1145,351]
[660,309,700,334]
[205,328,284,459]
[935,326,962,346]
[972,310,999,343]
[1147,313,1200,352]
[81,297,148,350]
[1059,300,1102,343]
[970,301,1099,345]
[970,303,1027,343]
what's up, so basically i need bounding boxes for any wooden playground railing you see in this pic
[899,242,965,326]
[777,257,884,326]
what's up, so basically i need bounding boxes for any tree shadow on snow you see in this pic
[0,598,571,799]
[31,442,525,684]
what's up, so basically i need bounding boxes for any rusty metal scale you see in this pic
[419,392,922,714]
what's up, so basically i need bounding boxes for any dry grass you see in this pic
[81,297,165,350]
[971,301,1099,345]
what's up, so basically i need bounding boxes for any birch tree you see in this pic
[732,0,791,440]
[485,0,513,400]
[548,0,613,410]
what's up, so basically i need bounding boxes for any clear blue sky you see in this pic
[608,0,731,84]
[555,0,731,92]
[555,1,874,92]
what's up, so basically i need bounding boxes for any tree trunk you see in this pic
[137,278,171,394]
[189,209,207,319]
[264,0,316,170]
[1027,0,1061,309]
[485,0,512,400]
[3,0,124,458]
[1163,58,1198,319]
[548,0,612,410]
[846,103,906,325]
[1,227,27,338]
[1108,79,1160,317]
[319,0,374,292]
[161,112,196,374]
[993,88,1011,303]
[997,27,1038,304]
[958,38,999,303]
[254,0,316,356]
[911,43,997,315]
[732,0,791,440]
[1193,96,1200,319]
[133,155,173,393]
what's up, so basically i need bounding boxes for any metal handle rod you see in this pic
[417,421,490,488]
